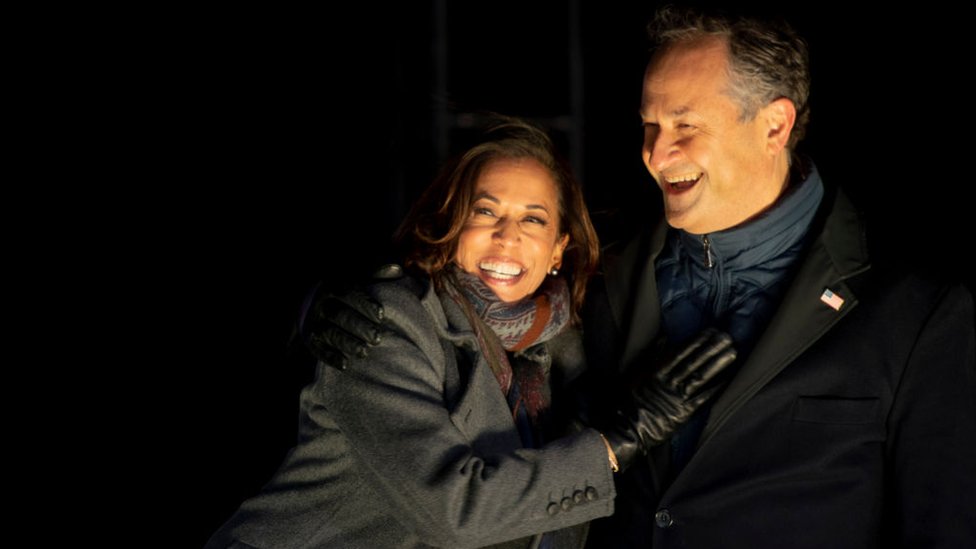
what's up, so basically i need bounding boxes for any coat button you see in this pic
[573,490,585,504]
[547,502,560,516]
[655,509,674,528]
[560,497,573,511]
[585,486,598,501]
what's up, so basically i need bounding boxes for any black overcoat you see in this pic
[584,186,976,548]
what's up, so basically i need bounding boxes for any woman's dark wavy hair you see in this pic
[395,116,600,322]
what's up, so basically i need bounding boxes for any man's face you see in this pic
[641,37,784,234]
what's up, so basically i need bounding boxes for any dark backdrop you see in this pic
[151,3,973,545]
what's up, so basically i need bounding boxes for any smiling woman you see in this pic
[205,117,737,549]
[397,117,597,320]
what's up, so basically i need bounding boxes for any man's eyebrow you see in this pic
[640,105,692,122]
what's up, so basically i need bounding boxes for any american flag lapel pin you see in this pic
[820,288,845,311]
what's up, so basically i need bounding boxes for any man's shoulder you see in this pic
[858,258,973,306]
[596,217,666,276]
[839,257,975,345]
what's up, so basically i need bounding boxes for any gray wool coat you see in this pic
[206,275,616,549]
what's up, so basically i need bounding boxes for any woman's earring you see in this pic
[549,267,559,276]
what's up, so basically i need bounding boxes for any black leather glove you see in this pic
[603,328,736,472]
[303,264,401,369]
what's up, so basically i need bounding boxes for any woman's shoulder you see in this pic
[366,267,482,356]
[367,270,429,305]
[364,268,452,344]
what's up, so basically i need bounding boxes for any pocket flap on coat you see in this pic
[793,396,880,425]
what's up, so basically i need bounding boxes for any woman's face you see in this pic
[455,157,569,302]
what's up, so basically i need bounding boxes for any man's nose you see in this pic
[644,129,680,173]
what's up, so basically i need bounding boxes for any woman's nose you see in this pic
[492,218,520,245]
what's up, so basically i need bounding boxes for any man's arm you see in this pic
[301,265,401,368]
[885,283,976,546]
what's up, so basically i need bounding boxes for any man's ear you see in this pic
[763,98,797,155]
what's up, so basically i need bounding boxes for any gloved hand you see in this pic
[602,328,736,472]
[303,264,401,369]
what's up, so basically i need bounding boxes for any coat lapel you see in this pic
[432,286,524,447]
[695,188,871,449]
[608,221,669,373]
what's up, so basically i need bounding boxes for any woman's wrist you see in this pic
[598,433,619,473]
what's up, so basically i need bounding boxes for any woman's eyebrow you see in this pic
[473,193,550,213]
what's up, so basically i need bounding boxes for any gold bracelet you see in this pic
[599,433,619,473]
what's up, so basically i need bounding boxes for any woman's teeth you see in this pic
[479,261,523,279]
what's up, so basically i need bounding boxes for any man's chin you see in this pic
[664,207,695,231]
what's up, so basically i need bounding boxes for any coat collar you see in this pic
[674,164,824,273]
[690,183,871,462]
[603,179,871,490]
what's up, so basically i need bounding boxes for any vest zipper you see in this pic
[702,235,714,269]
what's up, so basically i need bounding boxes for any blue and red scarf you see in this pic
[442,264,570,425]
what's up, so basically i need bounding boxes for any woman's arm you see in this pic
[313,282,615,548]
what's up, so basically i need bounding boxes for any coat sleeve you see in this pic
[886,283,976,547]
[315,285,616,548]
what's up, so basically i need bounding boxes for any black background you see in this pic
[128,2,973,545]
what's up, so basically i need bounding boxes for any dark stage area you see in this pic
[143,3,974,545]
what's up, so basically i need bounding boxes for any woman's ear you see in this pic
[552,233,570,269]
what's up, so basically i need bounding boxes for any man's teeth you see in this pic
[479,261,523,277]
[664,173,702,190]
[664,173,702,183]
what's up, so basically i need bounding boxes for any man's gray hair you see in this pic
[648,7,811,150]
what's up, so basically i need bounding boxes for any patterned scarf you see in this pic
[442,264,570,423]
